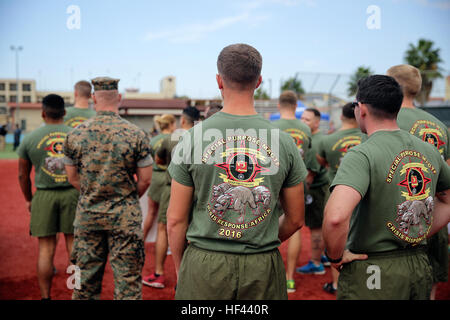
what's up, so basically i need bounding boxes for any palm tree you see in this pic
[404,39,443,105]
[347,66,373,97]
[280,73,305,98]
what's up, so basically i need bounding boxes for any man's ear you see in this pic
[255,75,262,89]
[41,111,46,120]
[118,93,122,103]
[216,74,223,90]
[92,94,97,104]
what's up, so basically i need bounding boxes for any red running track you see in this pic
[0,159,448,300]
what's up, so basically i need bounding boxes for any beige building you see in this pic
[0,79,37,105]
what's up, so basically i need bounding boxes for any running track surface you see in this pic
[0,159,448,300]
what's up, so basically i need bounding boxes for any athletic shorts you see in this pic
[426,226,449,283]
[337,247,432,300]
[305,183,330,229]
[157,184,171,225]
[30,188,79,237]
[147,171,167,203]
[175,244,287,300]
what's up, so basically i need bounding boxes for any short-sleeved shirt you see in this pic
[17,124,73,189]
[397,107,449,161]
[318,128,366,181]
[64,107,97,128]
[168,111,308,254]
[63,111,153,231]
[150,133,169,171]
[309,132,329,188]
[332,130,450,253]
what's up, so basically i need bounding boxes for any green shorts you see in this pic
[337,247,432,300]
[426,226,449,283]
[147,171,167,203]
[175,244,287,300]
[305,183,329,229]
[30,188,79,237]
[157,184,171,224]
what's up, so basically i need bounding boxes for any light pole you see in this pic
[10,45,23,129]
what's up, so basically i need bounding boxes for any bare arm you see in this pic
[316,154,328,168]
[167,179,193,277]
[278,182,305,242]
[136,166,153,198]
[322,185,361,261]
[428,189,450,237]
[18,158,33,212]
[65,164,81,191]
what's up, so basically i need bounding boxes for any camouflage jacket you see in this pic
[63,111,153,231]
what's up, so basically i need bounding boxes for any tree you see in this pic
[404,38,443,105]
[347,66,373,97]
[280,74,305,98]
[254,81,270,100]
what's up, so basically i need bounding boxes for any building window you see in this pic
[10,95,17,103]
[9,83,17,91]
[22,83,31,91]
[23,95,31,103]
[0,83,5,91]
[0,95,5,102]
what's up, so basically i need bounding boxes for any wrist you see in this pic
[324,249,343,264]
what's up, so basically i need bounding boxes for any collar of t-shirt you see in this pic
[97,111,117,116]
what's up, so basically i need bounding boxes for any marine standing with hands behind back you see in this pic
[63,77,153,300]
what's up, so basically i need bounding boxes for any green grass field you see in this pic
[0,144,19,159]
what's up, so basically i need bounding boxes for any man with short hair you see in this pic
[167,43,307,300]
[387,64,450,299]
[17,94,79,300]
[316,102,366,294]
[297,108,330,275]
[204,102,223,119]
[64,80,96,128]
[64,77,153,300]
[323,75,450,300]
[272,90,314,293]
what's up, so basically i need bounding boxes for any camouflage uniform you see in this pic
[63,77,153,300]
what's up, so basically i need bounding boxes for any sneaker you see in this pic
[142,273,165,288]
[286,280,296,293]
[321,255,331,267]
[295,261,326,275]
[323,282,337,294]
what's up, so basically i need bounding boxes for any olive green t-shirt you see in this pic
[17,124,73,189]
[64,107,97,128]
[318,128,366,181]
[397,107,449,161]
[150,133,169,171]
[168,111,308,254]
[309,131,329,188]
[332,130,450,253]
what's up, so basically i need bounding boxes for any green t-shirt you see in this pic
[168,111,308,254]
[17,124,73,189]
[309,132,329,188]
[64,107,97,128]
[318,128,366,181]
[397,107,449,161]
[150,133,169,171]
[332,130,450,253]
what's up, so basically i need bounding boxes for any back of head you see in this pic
[356,75,403,120]
[205,102,223,119]
[341,102,356,120]
[182,106,200,126]
[386,64,421,99]
[217,43,262,90]
[279,90,298,109]
[91,77,120,108]
[155,114,176,131]
[74,80,92,99]
[42,94,65,120]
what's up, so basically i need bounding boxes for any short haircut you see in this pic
[305,108,321,118]
[42,94,65,119]
[386,64,422,99]
[182,106,200,125]
[74,80,92,99]
[217,43,262,90]
[206,102,223,119]
[356,75,403,120]
[342,102,356,119]
[279,90,298,108]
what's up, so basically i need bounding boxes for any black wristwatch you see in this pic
[324,249,343,264]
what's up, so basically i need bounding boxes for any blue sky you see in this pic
[0,0,449,99]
